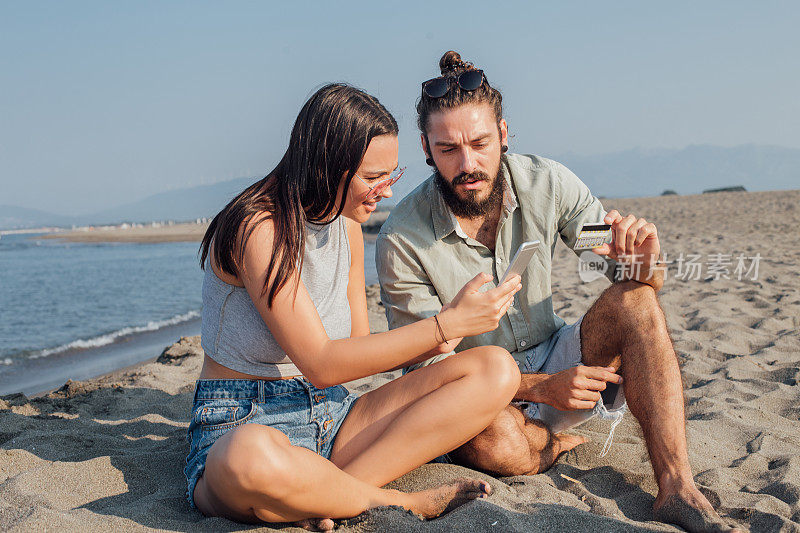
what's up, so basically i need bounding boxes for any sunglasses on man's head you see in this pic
[421,69,487,98]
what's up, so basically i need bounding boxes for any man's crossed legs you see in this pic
[443,280,742,533]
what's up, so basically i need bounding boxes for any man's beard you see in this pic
[435,164,505,219]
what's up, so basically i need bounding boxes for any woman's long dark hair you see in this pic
[199,83,398,307]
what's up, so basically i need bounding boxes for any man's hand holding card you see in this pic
[590,210,663,291]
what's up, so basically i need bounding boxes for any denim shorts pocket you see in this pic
[195,399,257,431]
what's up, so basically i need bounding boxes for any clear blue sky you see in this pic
[1,1,798,215]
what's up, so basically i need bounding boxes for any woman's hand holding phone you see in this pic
[439,272,521,340]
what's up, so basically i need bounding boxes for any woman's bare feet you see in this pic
[294,517,336,531]
[654,486,745,533]
[399,478,492,519]
[293,478,491,528]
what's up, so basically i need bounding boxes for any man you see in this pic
[376,51,740,533]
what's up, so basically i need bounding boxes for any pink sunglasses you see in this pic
[355,167,406,201]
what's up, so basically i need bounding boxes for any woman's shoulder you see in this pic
[343,216,363,266]
[240,211,276,242]
[210,211,276,286]
[343,216,363,242]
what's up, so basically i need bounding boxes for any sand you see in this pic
[2,189,799,531]
[39,222,210,243]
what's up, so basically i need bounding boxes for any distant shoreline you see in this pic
[37,211,390,244]
[0,227,62,236]
[40,222,209,243]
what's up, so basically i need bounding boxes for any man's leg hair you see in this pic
[581,280,690,487]
[580,280,742,532]
[449,404,584,477]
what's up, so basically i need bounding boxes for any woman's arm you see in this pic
[239,217,519,389]
[348,218,456,369]
[345,218,370,337]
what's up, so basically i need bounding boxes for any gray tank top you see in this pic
[201,216,352,378]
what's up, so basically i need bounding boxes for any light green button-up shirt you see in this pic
[376,153,616,372]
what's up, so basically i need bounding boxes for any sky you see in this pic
[1,1,798,215]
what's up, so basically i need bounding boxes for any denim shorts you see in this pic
[184,378,359,509]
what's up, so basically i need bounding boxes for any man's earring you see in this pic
[426,157,434,166]
[501,145,508,153]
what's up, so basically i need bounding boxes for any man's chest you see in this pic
[422,215,552,304]
[457,213,501,251]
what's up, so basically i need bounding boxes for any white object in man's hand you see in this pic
[499,241,540,284]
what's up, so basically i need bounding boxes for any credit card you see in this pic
[574,223,612,250]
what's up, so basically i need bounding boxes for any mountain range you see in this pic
[552,144,800,199]
[2,144,798,230]
[1,177,253,231]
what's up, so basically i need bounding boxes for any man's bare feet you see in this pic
[653,486,745,533]
[545,433,586,468]
[516,432,587,475]
[400,477,491,519]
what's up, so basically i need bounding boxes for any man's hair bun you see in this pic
[439,50,472,75]
[418,50,502,136]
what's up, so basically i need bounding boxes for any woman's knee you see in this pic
[469,346,520,401]
[207,424,295,498]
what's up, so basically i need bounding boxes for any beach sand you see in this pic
[2,190,799,531]
[39,222,210,243]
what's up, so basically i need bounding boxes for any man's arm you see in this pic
[553,162,663,291]
[375,232,463,372]
[517,366,623,409]
[552,161,619,284]
[512,162,629,408]
[516,373,549,401]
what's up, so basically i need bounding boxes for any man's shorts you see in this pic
[514,316,626,434]
[431,317,627,464]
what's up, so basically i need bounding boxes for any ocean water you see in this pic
[0,233,205,367]
[0,232,379,384]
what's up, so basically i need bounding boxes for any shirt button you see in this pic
[520,340,527,347]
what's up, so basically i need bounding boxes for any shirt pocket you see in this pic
[195,399,257,432]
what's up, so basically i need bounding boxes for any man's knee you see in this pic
[452,406,543,476]
[604,281,667,334]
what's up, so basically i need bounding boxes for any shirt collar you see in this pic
[431,158,518,241]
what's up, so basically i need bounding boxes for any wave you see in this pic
[1,358,12,366]
[28,310,201,360]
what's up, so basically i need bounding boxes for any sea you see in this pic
[0,232,378,396]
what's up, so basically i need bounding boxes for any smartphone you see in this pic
[499,241,540,284]
[601,382,620,407]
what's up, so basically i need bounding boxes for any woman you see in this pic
[186,83,522,527]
